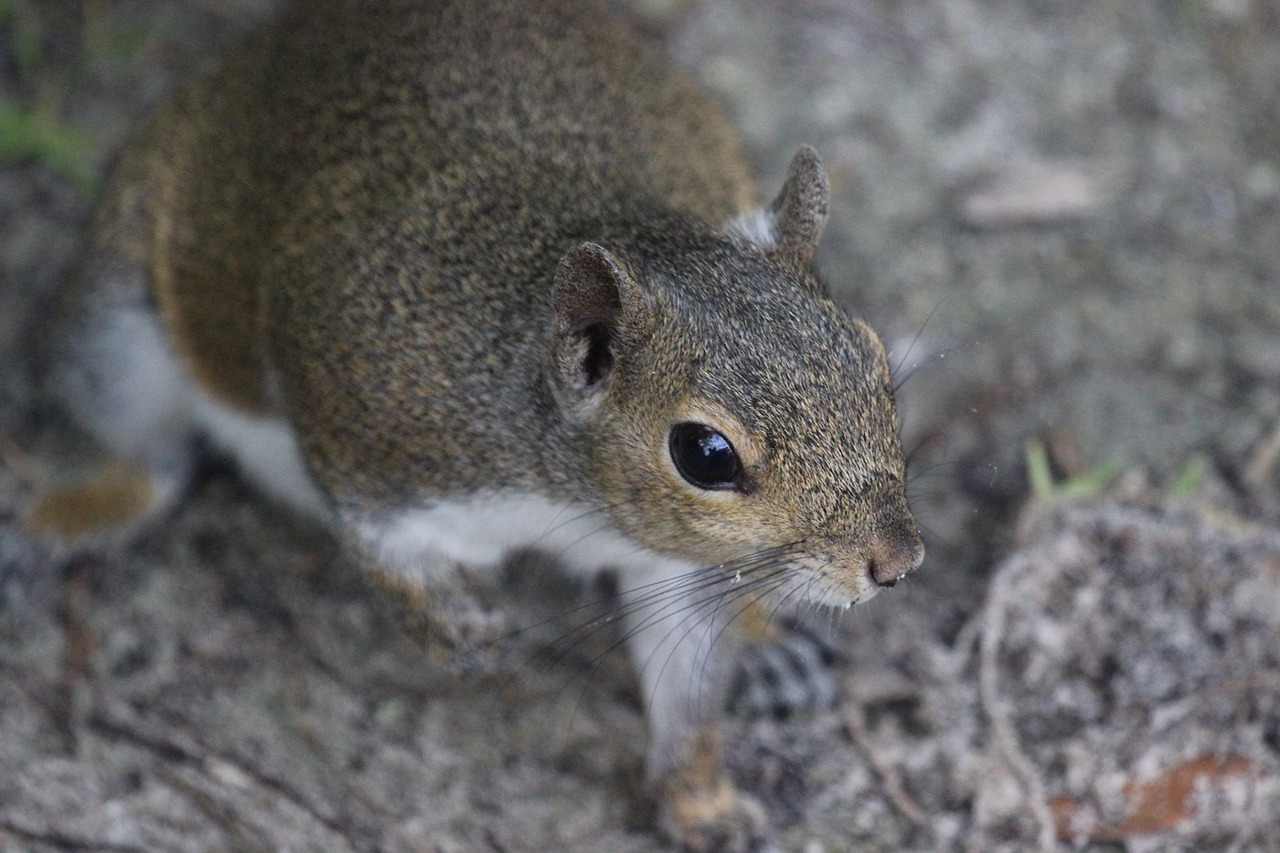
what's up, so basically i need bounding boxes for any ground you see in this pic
[2,0,1280,850]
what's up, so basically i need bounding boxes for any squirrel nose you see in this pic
[866,530,924,588]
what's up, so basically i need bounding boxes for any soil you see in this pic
[2,1,1279,850]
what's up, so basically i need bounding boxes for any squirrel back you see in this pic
[102,0,754,414]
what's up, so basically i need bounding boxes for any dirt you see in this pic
[2,1,1280,850]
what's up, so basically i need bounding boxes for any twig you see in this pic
[977,542,1072,852]
[55,554,95,753]
[0,819,145,853]
[1244,415,1280,492]
[156,764,273,851]
[87,709,359,851]
[841,696,930,831]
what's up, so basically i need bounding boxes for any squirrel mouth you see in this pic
[847,587,879,608]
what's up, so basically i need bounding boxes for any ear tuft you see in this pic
[768,146,830,268]
[550,243,630,418]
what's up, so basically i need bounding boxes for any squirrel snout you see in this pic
[865,529,925,588]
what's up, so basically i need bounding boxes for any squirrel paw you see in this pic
[658,775,778,853]
[25,460,172,546]
[372,568,512,675]
[726,620,838,719]
[430,585,512,676]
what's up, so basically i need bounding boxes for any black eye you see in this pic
[669,422,741,491]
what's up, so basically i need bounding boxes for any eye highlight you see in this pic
[668,422,742,491]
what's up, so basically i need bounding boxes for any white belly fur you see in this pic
[352,493,678,587]
[68,295,330,521]
[188,379,679,589]
[191,394,331,519]
[190,381,687,590]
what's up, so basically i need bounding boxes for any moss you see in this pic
[0,99,99,193]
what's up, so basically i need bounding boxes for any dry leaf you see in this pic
[1049,754,1261,841]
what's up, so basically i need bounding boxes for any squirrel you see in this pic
[31,0,924,848]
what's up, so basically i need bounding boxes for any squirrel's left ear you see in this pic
[549,242,642,420]
[767,145,830,269]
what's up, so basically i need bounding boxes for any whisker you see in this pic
[511,546,803,677]
[891,295,946,385]
[572,568,795,726]
[906,459,961,482]
[893,338,971,394]
[491,542,812,735]
[654,573,795,715]
[760,569,813,635]
[612,565,796,669]
[693,569,809,693]
[686,565,806,696]
[576,548,798,639]
[792,564,832,632]
[546,515,631,563]
[530,500,628,550]
[488,544,797,653]
[904,489,949,502]
[916,519,940,537]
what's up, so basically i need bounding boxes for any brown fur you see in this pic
[658,727,739,825]
[28,461,155,539]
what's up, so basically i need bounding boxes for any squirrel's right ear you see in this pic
[550,242,639,420]
[767,145,830,269]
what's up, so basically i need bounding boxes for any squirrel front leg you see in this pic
[348,509,515,674]
[620,560,777,852]
[365,561,510,673]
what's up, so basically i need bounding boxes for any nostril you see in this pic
[866,557,898,588]
[866,535,924,588]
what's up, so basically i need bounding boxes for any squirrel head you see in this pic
[548,148,923,606]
